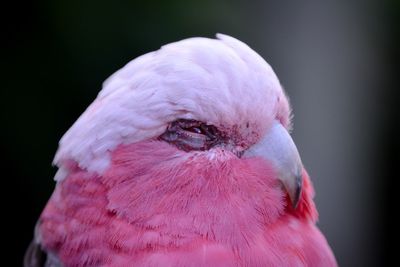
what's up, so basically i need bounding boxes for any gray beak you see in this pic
[243,120,303,208]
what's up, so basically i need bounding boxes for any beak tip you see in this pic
[291,174,303,209]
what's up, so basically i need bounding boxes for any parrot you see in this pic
[24,34,337,267]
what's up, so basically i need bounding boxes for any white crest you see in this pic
[53,34,289,180]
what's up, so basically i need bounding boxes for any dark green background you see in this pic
[2,0,397,266]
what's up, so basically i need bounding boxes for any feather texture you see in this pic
[53,34,290,179]
[26,34,337,267]
[39,140,336,267]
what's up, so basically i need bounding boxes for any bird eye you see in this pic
[159,119,222,151]
[187,126,203,134]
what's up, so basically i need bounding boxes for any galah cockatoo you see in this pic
[25,34,337,267]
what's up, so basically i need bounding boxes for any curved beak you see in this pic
[243,120,303,208]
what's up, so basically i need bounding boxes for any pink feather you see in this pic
[40,140,336,266]
[31,34,337,267]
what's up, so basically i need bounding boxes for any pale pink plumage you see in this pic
[28,34,337,267]
[53,34,290,179]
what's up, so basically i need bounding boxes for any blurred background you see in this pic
[2,0,397,266]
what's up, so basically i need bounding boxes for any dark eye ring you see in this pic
[159,119,222,151]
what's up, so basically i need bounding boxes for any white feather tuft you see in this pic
[53,34,290,178]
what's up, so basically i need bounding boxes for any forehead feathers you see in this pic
[54,34,291,178]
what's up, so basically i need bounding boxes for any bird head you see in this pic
[54,34,303,208]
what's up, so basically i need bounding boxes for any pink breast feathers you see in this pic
[39,140,330,267]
